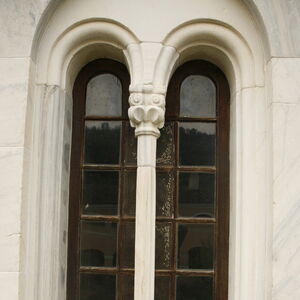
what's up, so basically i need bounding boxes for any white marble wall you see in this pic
[270,58,300,300]
[0,58,30,299]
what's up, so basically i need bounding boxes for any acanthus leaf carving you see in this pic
[128,92,165,137]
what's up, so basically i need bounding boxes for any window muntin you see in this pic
[67,59,136,300]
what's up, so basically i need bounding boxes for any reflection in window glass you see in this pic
[119,222,135,268]
[80,273,116,300]
[155,276,171,300]
[155,223,172,269]
[119,274,134,300]
[180,75,216,118]
[84,121,121,164]
[179,122,216,166]
[176,276,213,300]
[80,221,117,267]
[157,122,175,165]
[177,224,214,270]
[86,73,122,116]
[178,172,215,218]
[82,170,119,215]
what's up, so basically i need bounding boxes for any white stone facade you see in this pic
[0,0,300,299]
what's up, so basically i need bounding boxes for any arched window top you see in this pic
[180,75,216,118]
[86,73,122,117]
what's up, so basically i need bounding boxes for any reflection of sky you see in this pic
[180,75,216,118]
[86,73,122,116]
[180,122,215,135]
[86,121,121,130]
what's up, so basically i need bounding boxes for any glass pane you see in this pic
[179,122,215,166]
[176,276,213,300]
[123,170,136,216]
[86,73,122,116]
[180,75,216,118]
[80,221,117,267]
[82,170,119,215]
[177,224,214,269]
[155,223,172,269]
[178,172,215,218]
[155,276,171,300]
[156,171,174,217]
[157,122,175,166]
[119,222,135,268]
[80,273,116,300]
[119,274,134,300]
[84,121,121,164]
[124,121,137,165]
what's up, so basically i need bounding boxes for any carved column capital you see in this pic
[128,92,165,137]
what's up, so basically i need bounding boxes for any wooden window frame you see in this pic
[67,59,229,299]
[67,59,130,300]
[164,60,230,300]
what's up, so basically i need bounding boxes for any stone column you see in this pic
[128,92,165,300]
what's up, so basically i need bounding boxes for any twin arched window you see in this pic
[67,59,229,300]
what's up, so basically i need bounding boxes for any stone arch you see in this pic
[22,18,143,300]
[152,19,272,300]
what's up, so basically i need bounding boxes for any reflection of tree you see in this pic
[179,127,215,165]
[85,123,120,164]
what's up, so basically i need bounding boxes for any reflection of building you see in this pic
[1,0,300,299]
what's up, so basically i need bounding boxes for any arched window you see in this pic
[68,59,229,299]
[153,60,230,299]
[67,59,136,299]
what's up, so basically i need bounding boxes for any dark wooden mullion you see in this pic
[214,70,230,300]
[169,120,179,300]
[155,269,214,276]
[84,116,127,121]
[166,116,217,122]
[156,217,216,224]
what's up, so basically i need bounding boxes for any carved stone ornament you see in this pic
[128,92,165,137]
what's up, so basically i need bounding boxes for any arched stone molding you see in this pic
[151,20,272,300]
[36,19,142,89]
[154,20,265,93]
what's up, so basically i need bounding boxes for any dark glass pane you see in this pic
[80,273,116,300]
[156,171,174,217]
[176,276,213,300]
[155,276,171,300]
[179,122,215,166]
[124,121,137,165]
[86,73,122,116]
[82,170,118,215]
[119,222,135,268]
[119,274,134,300]
[178,172,215,218]
[157,122,175,165]
[84,121,121,164]
[156,223,172,269]
[177,224,214,269]
[80,221,117,267]
[180,75,216,118]
[123,170,136,216]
